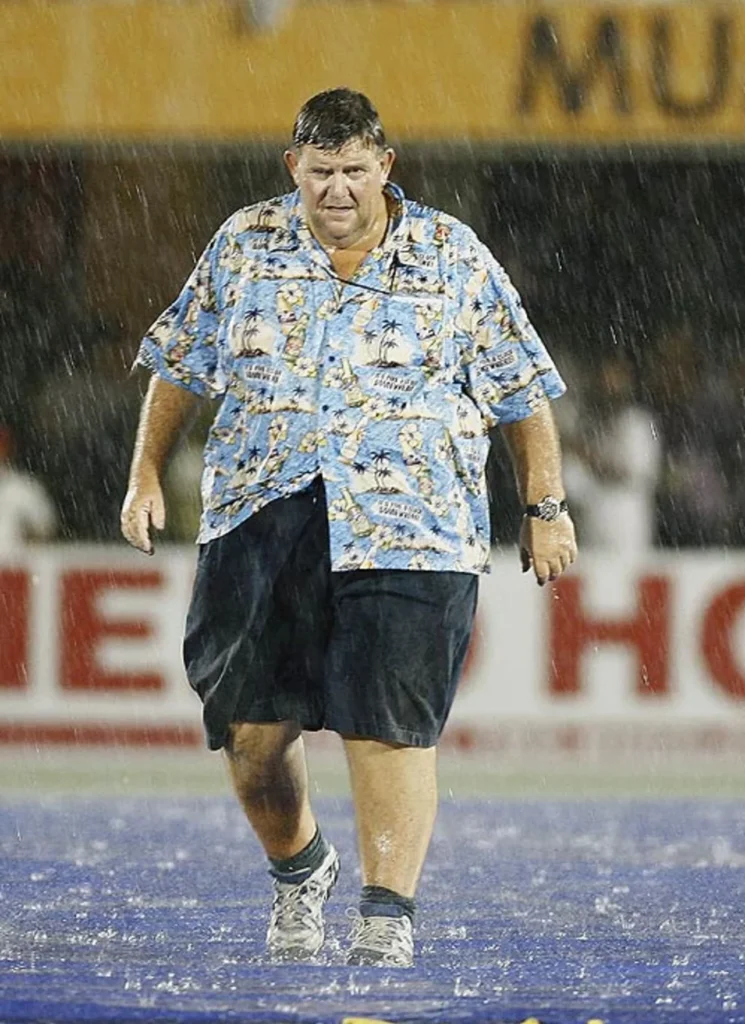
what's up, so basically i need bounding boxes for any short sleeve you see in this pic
[455,229,566,427]
[134,228,228,399]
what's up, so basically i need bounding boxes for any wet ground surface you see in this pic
[1,797,744,1023]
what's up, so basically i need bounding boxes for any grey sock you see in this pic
[360,884,416,921]
[269,827,328,884]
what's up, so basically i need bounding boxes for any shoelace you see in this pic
[347,910,411,954]
[272,877,328,935]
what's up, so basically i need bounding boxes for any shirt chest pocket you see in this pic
[373,291,451,373]
[385,247,453,369]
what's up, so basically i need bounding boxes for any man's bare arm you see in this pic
[500,401,578,585]
[500,401,565,505]
[121,376,200,554]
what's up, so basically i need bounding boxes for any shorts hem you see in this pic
[204,711,324,751]
[325,720,439,748]
[205,721,440,750]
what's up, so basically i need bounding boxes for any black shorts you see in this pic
[183,478,478,751]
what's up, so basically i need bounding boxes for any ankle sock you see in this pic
[269,827,329,884]
[359,884,416,922]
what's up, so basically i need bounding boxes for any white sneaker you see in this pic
[346,909,414,967]
[266,845,340,961]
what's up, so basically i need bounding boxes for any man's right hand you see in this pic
[120,477,166,555]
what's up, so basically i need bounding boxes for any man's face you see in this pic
[284,138,395,249]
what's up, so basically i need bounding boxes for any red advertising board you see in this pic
[2,549,745,756]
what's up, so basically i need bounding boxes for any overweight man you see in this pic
[121,87,577,968]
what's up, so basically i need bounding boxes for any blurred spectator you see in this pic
[30,330,144,541]
[652,325,733,548]
[162,442,204,543]
[563,354,661,554]
[0,426,56,555]
[724,357,745,544]
[161,404,214,543]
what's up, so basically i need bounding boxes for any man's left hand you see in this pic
[519,514,577,586]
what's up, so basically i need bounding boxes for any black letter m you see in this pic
[519,15,630,114]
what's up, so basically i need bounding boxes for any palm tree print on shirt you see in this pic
[356,320,413,367]
[230,308,277,358]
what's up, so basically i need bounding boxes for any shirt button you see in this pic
[328,355,336,362]
[321,404,329,412]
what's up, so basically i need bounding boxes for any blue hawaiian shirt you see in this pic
[136,183,566,573]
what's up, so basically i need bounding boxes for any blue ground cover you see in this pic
[1,796,744,1023]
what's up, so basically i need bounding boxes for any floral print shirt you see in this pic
[136,183,565,573]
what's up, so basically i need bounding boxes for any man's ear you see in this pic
[381,147,396,184]
[284,149,300,184]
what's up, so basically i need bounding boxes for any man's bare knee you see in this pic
[225,721,302,792]
[223,721,313,855]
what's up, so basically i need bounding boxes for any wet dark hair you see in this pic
[292,88,386,151]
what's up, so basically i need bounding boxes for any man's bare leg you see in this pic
[225,721,316,859]
[227,721,339,959]
[342,738,438,898]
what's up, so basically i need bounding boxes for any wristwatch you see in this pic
[524,496,568,522]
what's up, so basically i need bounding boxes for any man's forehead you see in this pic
[299,140,379,164]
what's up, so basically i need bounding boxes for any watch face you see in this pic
[538,496,561,521]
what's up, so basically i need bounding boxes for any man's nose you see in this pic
[327,172,348,197]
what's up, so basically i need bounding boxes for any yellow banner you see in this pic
[1,1,743,143]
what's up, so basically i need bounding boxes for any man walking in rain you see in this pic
[121,88,577,968]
